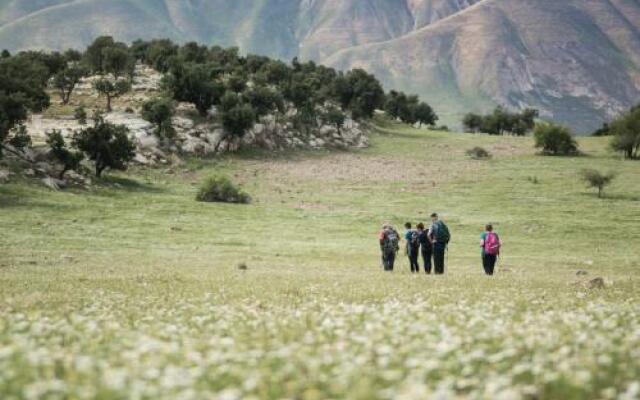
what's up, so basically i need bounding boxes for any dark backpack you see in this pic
[384,230,399,252]
[434,221,451,244]
[410,230,420,247]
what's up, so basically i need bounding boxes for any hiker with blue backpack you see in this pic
[428,213,451,274]
[404,222,421,273]
[480,224,501,275]
[379,224,400,271]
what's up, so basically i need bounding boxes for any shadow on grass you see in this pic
[578,192,640,202]
[0,184,75,210]
[183,145,358,165]
[92,175,163,195]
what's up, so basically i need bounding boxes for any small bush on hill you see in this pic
[534,123,578,156]
[580,169,616,198]
[196,176,250,204]
[74,106,87,125]
[466,146,492,160]
[141,97,176,141]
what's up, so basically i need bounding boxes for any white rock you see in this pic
[134,153,152,165]
[42,177,66,191]
[135,132,160,150]
[253,123,265,135]
[173,116,194,130]
[319,125,336,136]
[0,169,12,183]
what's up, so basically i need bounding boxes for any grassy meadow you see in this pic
[1,120,639,399]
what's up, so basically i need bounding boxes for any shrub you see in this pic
[534,123,578,156]
[580,169,615,198]
[141,97,175,140]
[466,146,492,160]
[74,106,88,125]
[196,176,250,204]
[321,106,346,133]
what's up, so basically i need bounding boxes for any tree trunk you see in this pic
[106,95,112,112]
[598,186,602,198]
[64,86,74,105]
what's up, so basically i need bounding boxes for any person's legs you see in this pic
[487,254,497,275]
[410,250,419,273]
[482,254,490,275]
[422,248,432,274]
[434,243,445,274]
[386,251,395,271]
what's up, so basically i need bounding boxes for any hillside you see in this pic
[1,120,639,398]
[328,0,640,133]
[1,0,639,132]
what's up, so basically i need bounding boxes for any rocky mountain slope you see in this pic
[1,0,639,132]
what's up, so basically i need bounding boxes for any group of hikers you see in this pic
[378,213,501,275]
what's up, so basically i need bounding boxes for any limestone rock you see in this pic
[42,177,66,191]
[0,169,12,183]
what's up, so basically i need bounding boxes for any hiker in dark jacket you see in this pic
[379,224,399,271]
[480,224,500,275]
[404,222,420,273]
[428,213,450,274]
[417,223,432,274]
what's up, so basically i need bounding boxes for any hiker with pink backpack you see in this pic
[480,224,501,275]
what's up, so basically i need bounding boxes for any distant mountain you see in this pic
[1,0,639,133]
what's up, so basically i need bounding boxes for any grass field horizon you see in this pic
[1,120,639,399]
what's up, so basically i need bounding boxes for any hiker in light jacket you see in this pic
[480,224,500,275]
[428,213,450,274]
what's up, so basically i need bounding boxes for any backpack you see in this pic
[410,230,420,247]
[384,230,399,252]
[484,232,500,255]
[434,221,451,244]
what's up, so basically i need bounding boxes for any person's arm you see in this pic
[428,225,435,243]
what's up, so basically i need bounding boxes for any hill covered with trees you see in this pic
[0,36,437,184]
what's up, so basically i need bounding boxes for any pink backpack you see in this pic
[484,232,500,255]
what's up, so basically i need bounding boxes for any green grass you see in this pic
[1,121,639,399]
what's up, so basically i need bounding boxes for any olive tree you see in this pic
[53,64,88,104]
[72,117,135,177]
[93,78,131,112]
[610,105,640,159]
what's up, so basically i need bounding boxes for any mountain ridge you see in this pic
[1,0,638,133]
